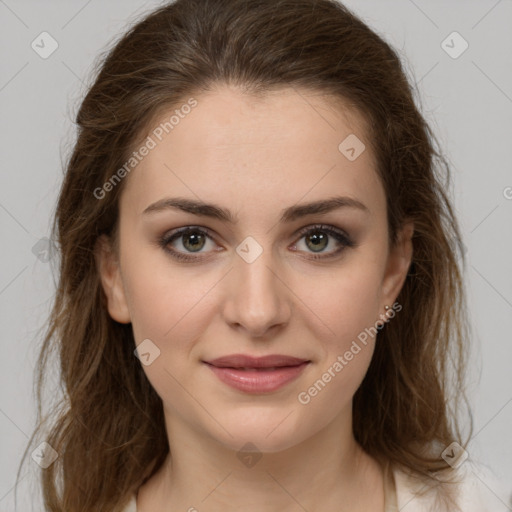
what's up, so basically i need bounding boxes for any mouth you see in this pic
[204,354,310,369]
[203,354,311,393]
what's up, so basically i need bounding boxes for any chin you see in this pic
[217,430,303,456]
[205,406,312,454]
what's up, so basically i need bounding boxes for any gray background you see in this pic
[0,0,511,510]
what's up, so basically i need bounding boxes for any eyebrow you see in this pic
[142,195,369,223]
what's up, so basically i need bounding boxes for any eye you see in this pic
[158,226,218,262]
[291,224,355,260]
[158,224,355,262]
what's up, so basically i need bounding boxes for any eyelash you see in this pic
[158,224,355,262]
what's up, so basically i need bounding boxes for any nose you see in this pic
[221,245,292,339]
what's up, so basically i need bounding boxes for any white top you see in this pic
[120,461,510,511]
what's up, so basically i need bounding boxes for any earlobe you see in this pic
[381,221,414,306]
[94,234,131,324]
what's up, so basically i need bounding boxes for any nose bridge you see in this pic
[223,235,290,336]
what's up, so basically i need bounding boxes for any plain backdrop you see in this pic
[1,0,511,510]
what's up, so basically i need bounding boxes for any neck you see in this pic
[137,406,385,512]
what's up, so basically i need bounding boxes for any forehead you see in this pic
[120,85,383,219]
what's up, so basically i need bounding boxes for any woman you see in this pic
[17,0,502,510]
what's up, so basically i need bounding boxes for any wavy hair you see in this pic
[17,0,472,510]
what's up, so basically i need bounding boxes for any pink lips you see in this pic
[203,354,311,393]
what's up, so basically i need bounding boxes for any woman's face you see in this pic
[97,85,413,453]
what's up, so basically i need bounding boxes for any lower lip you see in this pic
[204,362,310,393]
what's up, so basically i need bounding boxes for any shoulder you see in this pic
[393,461,511,512]
[119,465,511,512]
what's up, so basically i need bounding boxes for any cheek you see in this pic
[285,260,383,407]
[295,266,381,414]
[122,260,216,412]
[122,245,217,343]
[295,259,382,349]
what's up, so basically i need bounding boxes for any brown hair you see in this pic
[17,0,472,510]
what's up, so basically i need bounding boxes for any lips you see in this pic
[204,354,310,369]
[203,354,311,393]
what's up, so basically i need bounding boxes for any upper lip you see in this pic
[204,354,310,368]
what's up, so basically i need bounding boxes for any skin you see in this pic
[95,84,414,511]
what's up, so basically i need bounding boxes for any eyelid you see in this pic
[293,223,351,242]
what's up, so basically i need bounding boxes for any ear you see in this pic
[94,234,131,324]
[380,220,414,307]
